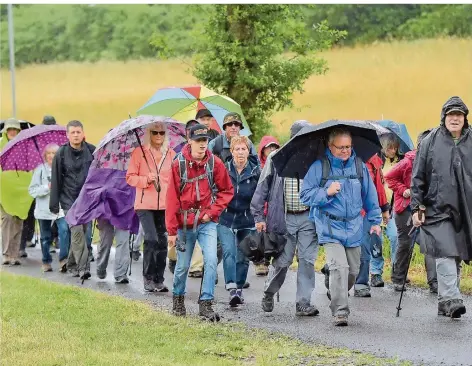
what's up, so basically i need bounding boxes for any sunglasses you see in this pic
[151,131,166,136]
[225,122,242,128]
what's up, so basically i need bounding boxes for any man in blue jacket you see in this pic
[300,128,381,326]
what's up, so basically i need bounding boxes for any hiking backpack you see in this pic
[176,152,216,199]
[319,155,364,188]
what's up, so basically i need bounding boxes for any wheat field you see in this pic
[1,38,471,144]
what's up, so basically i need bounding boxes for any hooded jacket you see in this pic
[365,154,389,213]
[165,144,234,236]
[411,96,472,261]
[219,155,261,230]
[300,149,381,247]
[126,145,176,211]
[49,141,95,213]
[29,164,65,220]
[385,150,416,215]
[258,136,280,169]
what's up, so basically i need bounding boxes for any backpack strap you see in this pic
[212,135,224,159]
[177,153,187,193]
[206,154,215,195]
[319,155,364,187]
[320,156,331,187]
[355,156,363,185]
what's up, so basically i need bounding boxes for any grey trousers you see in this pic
[436,257,462,303]
[264,211,319,305]
[1,204,23,259]
[96,219,131,280]
[67,219,90,275]
[132,223,144,252]
[324,243,361,317]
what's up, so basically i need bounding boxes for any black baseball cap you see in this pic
[189,124,210,140]
[185,119,199,130]
[195,109,213,119]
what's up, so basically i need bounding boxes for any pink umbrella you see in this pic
[0,125,68,171]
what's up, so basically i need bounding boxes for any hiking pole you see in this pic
[198,265,205,303]
[128,233,134,276]
[396,206,425,317]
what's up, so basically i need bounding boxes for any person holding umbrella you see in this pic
[0,118,33,265]
[126,121,176,292]
[411,96,471,319]
[300,128,382,326]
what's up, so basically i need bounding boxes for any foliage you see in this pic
[190,5,345,139]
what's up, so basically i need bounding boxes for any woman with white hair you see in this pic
[126,122,176,292]
[28,143,69,272]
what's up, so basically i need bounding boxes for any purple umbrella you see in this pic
[0,125,67,171]
[92,115,186,171]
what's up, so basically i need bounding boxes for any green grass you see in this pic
[0,272,410,366]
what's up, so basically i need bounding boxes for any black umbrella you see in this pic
[272,119,382,178]
[0,120,35,137]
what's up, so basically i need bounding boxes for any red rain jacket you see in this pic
[385,150,416,214]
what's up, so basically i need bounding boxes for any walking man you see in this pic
[411,96,471,318]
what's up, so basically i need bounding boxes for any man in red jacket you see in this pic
[353,154,391,297]
[385,130,438,293]
[166,124,234,321]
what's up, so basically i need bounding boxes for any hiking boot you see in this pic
[236,289,244,304]
[393,283,406,292]
[144,279,156,292]
[243,282,250,289]
[261,293,274,313]
[50,248,56,253]
[154,282,169,292]
[354,288,372,297]
[12,258,21,265]
[70,269,80,277]
[429,282,438,294]
[80,272,91,280]
[255,263,269,276]
[199,300,220,322]
[296,303,319,317]
[229,289,242,307]
[334,315,348,326]
[445,299,466,319]
[59,259,68,273]
[132,250,141,262]
[370,274,385,288]
[19,250,28,258]
[321,264,330,290]
[115,276,129,284]
[42,264,53,272]
[189,270,203,278]
[172,295,186,316]
[26,240,35,248]
[97,270,107,280]
[168,259,176,274]
[2,256,11,265]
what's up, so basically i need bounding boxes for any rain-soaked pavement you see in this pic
[3,244,472,366]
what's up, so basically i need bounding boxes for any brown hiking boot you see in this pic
[255,263,269,276]
[334,315,348,326]
[172,295,186,316]
[189,270,203,278]
[199,300,220,322]
[42,264,53,272]
[59,259,68,273]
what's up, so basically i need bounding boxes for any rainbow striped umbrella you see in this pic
[137,85,252,136]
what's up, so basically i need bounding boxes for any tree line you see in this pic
[0,4,471,68]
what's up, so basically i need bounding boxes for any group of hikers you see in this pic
[1,95,470,326]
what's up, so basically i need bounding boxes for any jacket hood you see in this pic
[404,150,416,161]
[290,120,311,138]
[181,142,211,166]
[258,135,280,166]
[441,96,469,128]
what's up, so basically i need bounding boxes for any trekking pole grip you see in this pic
[418,205,426,221]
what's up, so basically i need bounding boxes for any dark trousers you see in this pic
[391,210,437,287]
[20,200,36,250]
[136,210,167,283]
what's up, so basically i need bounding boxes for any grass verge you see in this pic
[0,272,409,366]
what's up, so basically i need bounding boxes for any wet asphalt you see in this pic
[3,244,472,366]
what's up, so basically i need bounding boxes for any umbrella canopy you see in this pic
[377,120,415,153]
[0,125,67,171]
[137,85,252,136]
[92,115,186,171]
[0,120,35,137]
[272,119,382,178]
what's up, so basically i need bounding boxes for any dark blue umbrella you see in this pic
[272,119,382,179]
[377,120,415,154]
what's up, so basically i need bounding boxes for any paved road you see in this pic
[4,245,472,366]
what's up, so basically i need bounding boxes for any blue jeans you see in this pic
[370,215,398,276]
[173,222,218,301]
[355,216,376,289]
[217,225,253,290]
[39,218,70,264]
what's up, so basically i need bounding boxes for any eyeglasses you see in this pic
[332,144,352,151]
[151,131,165,136]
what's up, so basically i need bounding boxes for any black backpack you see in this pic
[319,155,364,188]
[211,135,232,163]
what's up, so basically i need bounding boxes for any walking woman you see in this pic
[28,144,69,272]
[218,136,261,306]
[126,122,176,292]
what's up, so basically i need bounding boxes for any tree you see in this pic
[188,4,345,139]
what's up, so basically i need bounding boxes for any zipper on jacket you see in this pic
[141,189,145,204]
